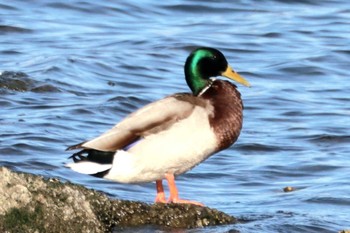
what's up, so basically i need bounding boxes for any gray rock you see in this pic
[0,167,237,232]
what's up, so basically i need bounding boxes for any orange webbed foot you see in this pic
[168,197,204,206]
[154,174,204,206]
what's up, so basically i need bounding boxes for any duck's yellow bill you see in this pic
[221,65,251,87]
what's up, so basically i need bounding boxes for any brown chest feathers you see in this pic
[202,80,244,151]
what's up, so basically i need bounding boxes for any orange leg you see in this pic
[165,173,204,206]
[155,180,166,203]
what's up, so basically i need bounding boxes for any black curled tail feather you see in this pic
[68,149,115,178]
[69,149,115,164]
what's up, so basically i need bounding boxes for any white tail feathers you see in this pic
[65,161,112,175]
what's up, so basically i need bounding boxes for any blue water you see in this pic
[1,1,350,232]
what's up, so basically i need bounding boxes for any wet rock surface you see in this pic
[0,71,60,92]
[0,167,237,232]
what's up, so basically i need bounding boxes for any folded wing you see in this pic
[67,94,207,152]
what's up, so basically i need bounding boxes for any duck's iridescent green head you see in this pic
[184,47,250,96]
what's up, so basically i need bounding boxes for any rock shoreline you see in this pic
[0,167,237,232]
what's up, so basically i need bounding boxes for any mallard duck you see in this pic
[66,47,250,206]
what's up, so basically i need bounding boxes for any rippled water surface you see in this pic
[1,0,349,232]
